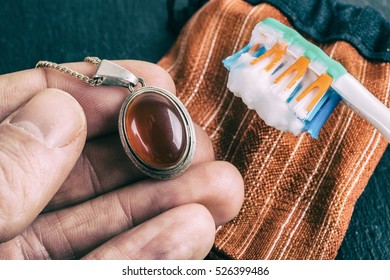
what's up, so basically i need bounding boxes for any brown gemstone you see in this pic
[124,92,187,169]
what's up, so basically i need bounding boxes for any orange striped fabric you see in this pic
[159,0,389,259]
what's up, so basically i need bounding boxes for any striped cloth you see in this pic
[159,0,390,260]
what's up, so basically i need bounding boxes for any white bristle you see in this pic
[310,60,327,76]
[270,51,302,101]
[274,75,305,102]
[288,70,318,120]
[287,43,305,58]
[250,23,282,50]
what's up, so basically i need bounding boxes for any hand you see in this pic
[0,60,244,259]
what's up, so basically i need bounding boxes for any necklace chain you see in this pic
[35,57,104,86]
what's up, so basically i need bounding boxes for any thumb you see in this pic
[0,88,87,242]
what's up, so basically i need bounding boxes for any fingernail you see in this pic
[10,89,86,148]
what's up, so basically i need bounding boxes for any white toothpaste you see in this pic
[226,52,305,135]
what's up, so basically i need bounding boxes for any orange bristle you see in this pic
[274,56,310,89]
[296,73,333,112]
[249,43,261,54]
[250,42,287,71]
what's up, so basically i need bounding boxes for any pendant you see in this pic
[94,60,195,179]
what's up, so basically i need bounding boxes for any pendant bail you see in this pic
[94,59,139,88]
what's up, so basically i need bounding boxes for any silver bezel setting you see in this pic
[118,86,196,180]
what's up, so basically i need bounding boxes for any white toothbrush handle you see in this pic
[332,73,390,142]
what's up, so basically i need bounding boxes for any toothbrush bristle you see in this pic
[222,44,251,70]
[271,63,285,75]
[249,43,261,54]
[295,73,333,112]
[287,82,303,103]
[250,42,287,71]
[274,56,310,89]
[222,18,345,138]
[304,88,341,138]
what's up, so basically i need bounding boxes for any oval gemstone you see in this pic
[124,92,187,169]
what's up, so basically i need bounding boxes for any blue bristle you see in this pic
[304,88,342,139]
[222,44,250,70]
[223,45,267,71]
[271,62,284,75]
[306,89,331,121]
[253,46,266,58]
[286,82,302,103]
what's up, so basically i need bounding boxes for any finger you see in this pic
[46,123,215,211]
[83,204,215,260]
[0,89,86,242]
[1,161,243,259]
[0,61,176,139]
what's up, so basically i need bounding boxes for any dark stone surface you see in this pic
[0,0,389,259]
[0,0,176,73]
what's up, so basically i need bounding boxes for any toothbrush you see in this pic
[223,18,390,141]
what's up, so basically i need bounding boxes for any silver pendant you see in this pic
[94,60,196,180]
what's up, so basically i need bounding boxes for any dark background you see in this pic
[0,0,389,259]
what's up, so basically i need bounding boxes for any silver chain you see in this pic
[35,57,104,86]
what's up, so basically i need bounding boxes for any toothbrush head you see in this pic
[223,18,346,138]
